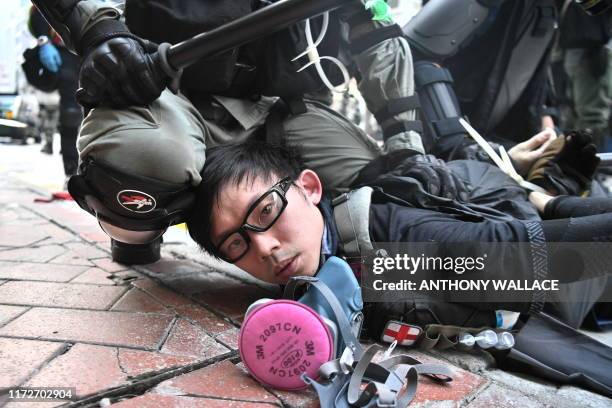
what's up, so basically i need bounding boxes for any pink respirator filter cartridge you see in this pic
[239,299,334,390]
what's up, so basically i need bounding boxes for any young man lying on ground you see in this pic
[186,138,612,334]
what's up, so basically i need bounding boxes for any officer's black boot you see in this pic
[111,237,162,265]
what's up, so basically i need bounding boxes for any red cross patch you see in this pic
[381,321,422,346]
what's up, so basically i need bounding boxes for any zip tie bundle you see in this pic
[459,118,548,193]
[293,12,350,93]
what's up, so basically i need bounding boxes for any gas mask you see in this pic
[239,256,454,407]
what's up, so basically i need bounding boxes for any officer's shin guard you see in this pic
[111,237,162,265]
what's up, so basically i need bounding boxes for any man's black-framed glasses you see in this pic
[216,177,292,263]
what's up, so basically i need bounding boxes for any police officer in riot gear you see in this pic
[404,0,560,157]
[31,0,423,264]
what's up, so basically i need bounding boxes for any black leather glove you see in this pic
[555,130,600,184]
[528,130,600,195]
[392,154,470,201]
[78,37,169,108]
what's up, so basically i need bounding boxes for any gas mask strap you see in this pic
[285,276,364,359]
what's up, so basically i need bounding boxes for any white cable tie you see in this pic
[383,339,398,359]
[292,12,350,93]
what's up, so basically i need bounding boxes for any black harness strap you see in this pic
[382,120,424,141]
[374,95,421,123]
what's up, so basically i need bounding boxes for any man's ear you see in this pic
[296,169,323,205]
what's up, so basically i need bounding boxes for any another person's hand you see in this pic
[527,130,600,196]
[528,191,555,214]
[78,37,169,108]
[508,128,557,175]
[39,43,62,73]
[540,115,555,132]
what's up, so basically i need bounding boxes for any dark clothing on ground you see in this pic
[330,158,612,328]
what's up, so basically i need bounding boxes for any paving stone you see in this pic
[111,288,172,314]
[79,229,110,244]
[412,401,457,408]
[193,282,277,320]
[160,318,231,358]
[0,207,39,224]
[0,225,49,247]
[0,245,66,263]
[28,202,94,230]
[215,327,240,351]
[64,242,109,260]
[399,351,487,405]
[141,259,205,277]
[174,303,233,334]
[555,386,612,408]
[0,308,174,350]
[33,223,76,245]
[467,384,549,407]
[0,281,126,310]
[0,189,39,205]
[92,258,128,273]
[132,278,193,307]
[71,267,117,285]
[48,250,95,267]
[484,369,558,404]
[0,338,66,388]
[0,305,29,327]
[2,401,67,408]
[110,393,279,407]
[118,347,199,377]
[267,387,319,408]
[245,363,319,408]
[0,261,89,282]
[428,349,496,374]
[154,360,279,404]
[142,262,274,298]
[24,343,198,399]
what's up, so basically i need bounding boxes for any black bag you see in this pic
[21,46,59,93]
[496,313,612,398]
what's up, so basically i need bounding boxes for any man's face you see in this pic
[210,170,325,284]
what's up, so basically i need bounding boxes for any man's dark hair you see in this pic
[186,138,306,258]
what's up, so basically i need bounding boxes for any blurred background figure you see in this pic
[28,5,82,186]
[557,0,611,152]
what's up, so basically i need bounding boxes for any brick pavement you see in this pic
[0,153,611,407]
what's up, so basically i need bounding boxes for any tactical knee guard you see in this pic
[68,158,195,262]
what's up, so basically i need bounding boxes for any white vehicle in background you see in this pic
[0,0,59,144]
